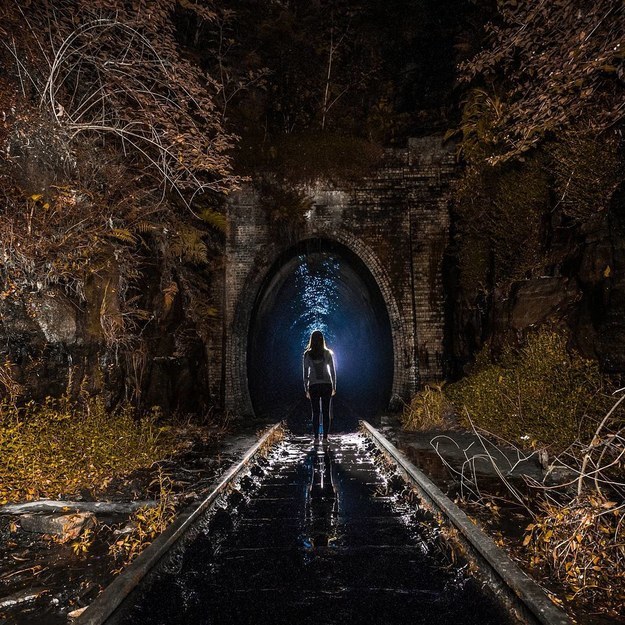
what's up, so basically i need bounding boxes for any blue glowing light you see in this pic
[293,256,340,351]
[247,246,393,426]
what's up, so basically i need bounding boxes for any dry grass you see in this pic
[401,384,454,431]
[0,397,177,504]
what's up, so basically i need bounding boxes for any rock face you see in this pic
[0,294,82,401]
[0,261,220,414]
[510,277,580,331]
[20,512,96,541]
[26,291,79,345]
[449,183,625,376]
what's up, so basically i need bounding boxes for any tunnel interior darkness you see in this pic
[247,239,394,431]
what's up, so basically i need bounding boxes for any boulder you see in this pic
[26,290,79,345]
[510,277,579,330]
[20,512,96,541]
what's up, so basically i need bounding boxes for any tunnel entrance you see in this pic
[247,238,394,431]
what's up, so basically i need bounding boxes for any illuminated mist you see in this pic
[248,241,393,431]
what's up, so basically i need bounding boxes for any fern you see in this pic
[169,225,209,265]
[198,207,227,233]
[105,228,137,245]
[136,221,158,234]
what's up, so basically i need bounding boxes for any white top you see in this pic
[303,349,336,392]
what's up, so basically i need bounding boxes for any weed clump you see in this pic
[109,469,176,565]
[524,495,625,609]
[0,397,176,504]
[402,384,454,431]
[445,329,607,451]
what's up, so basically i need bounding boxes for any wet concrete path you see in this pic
[113,434,515,625]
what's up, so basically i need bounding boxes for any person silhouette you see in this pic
[303,330,336,444]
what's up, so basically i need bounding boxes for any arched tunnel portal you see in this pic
[247,238,395,430]
[222,140,454,421]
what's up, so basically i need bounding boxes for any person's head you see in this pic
[307,330,327,358]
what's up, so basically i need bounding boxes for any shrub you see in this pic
[109,469,176,565]
[524,495,625,610]
[0,397,176,504]
[402,384,454,431]
[445,329,608,451]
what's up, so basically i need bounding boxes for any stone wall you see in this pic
[223,135,455,415]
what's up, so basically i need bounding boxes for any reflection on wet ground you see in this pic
[391,434,536,541]
[114,434,516,625]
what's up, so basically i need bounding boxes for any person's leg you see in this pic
[320,385,332,440]
[309,385,321,440]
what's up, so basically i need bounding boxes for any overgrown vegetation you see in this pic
[401,384,453,431]
[454,0,625,300]
[0,0,239,412]
[524,495,625,607]
[522,386,625,615]
[449,7,625,611]
[0,0,236,293]
[258,180,311,243]
[190,0,475,141]
[454,150,550,296]
[417,328,623,615]
[109,469,177,566]
[0,397,176,504]
[459,0,625,165]
[445,330,608,451]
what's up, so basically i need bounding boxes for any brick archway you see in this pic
[228,233,411,417]
[219,137,454,416]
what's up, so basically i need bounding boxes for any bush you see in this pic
[0,397,176,504]
[524,495,625,610]
[402,384,453,431]
[446,329,608,451]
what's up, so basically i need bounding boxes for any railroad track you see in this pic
[78,423,570,625]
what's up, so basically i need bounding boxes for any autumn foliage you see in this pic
[524,496,625,609]
[454,0,625,300]
[460,0,625,164]
[1,0,237,196]
[0,0,236,296]
[0,397,175,504]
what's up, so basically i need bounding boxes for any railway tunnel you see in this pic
[247,238,394,430]
[223,140,454,417]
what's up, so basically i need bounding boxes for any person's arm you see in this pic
[303,352,310,396]
[328,351,336,395]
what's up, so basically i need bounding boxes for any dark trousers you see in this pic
[309,383,332,438]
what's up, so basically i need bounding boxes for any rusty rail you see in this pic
[360,420,571,625]
[76,422,284,625]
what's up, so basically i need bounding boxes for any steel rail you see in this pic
[360,420,571,625]
[76,422,284,625]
